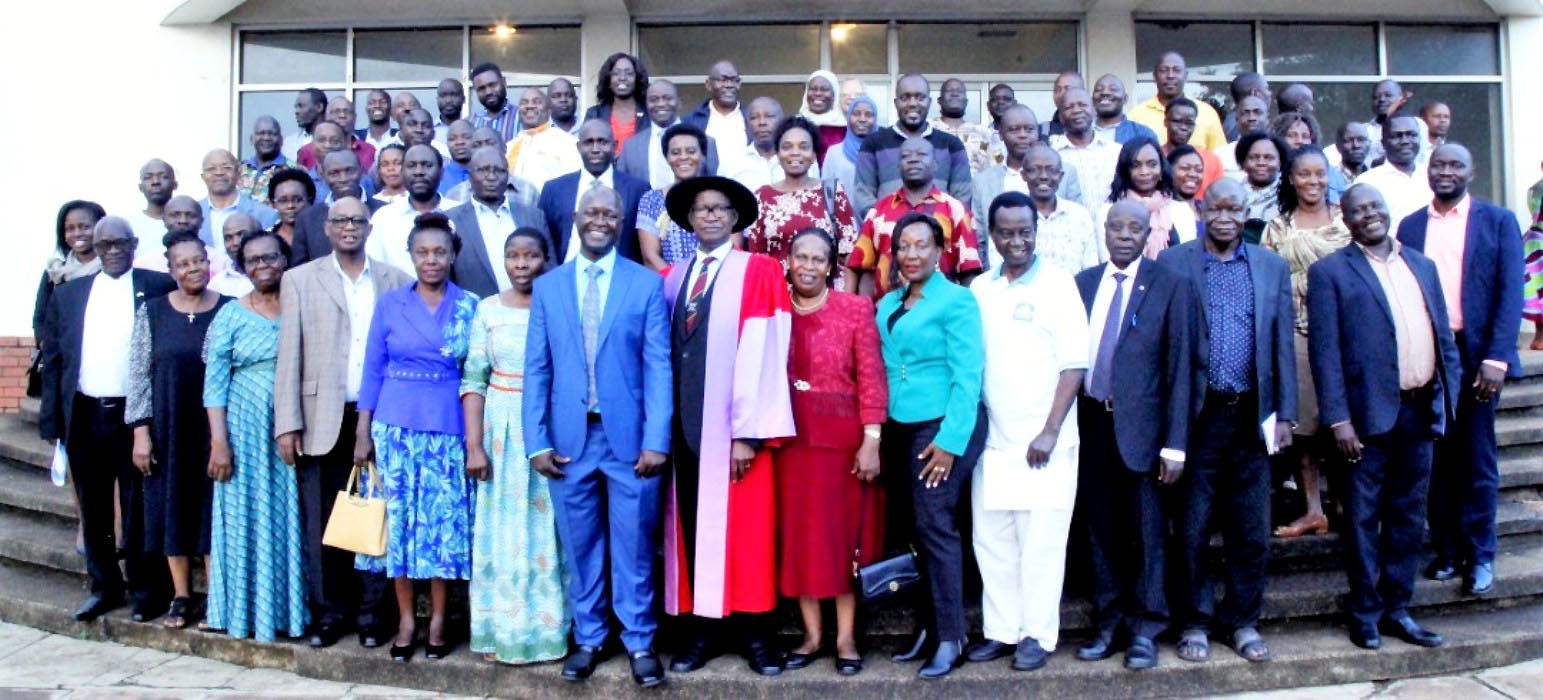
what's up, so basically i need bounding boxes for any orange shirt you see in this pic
[1423,195,1470,330]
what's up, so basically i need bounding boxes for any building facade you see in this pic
[2,0,1539,343]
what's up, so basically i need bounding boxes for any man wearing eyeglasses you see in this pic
[290,149,387,266]
[448,146,548,297]
[275,196,413,649]
[683,60,750,156]
[197,149,277,260]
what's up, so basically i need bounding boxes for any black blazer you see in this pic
[1075,260,1194,472]
[1157,241,1297,428]
[535,170,651,263]
[290,197,387,267]
[583,102,649,142]
[445,198,548,298]
[1307,243,1461,438]
[1396,197,1524,381]
[39,269,176,441]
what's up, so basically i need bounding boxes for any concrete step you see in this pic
[1498,414,1543,448]
[0,459,73,523]
[0,415,51,471]
[0,559,1540,699]
[0,507,83,577]
[1501,444,1543,490]
[1499,383,1543,417]
[17,397,37,426]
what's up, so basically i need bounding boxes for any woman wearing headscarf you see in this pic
[821,95,879,221]
[799,70,847,168]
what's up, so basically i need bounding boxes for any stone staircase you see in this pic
[1,351,1541,698]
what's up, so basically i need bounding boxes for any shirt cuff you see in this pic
[1482,359,1509,372]
[1159,448,1185,464]
[527,448,553,459]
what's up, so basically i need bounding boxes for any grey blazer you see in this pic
[273,255,412,455]
[446,198,547,298]
[616,122,721,187]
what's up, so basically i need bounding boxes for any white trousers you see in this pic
[970,470,1073,650]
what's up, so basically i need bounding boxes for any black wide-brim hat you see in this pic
[665,175,759,233]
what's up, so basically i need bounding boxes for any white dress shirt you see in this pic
[332,254,377,402]
[78,272,137,398]
[1083,257,1185,463]
[689,238,736,292]
[473,198,517,292]
[1048,134,1121,214]
[1353,162,1434,228]
[365,196,461,276]
[282,131,311,163]
[574,248,618,315]
[564,168,615,263]
[705,102,748,156]
[208,267,253,297]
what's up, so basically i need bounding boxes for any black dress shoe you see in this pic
[562,645,601,681]
[890,629,931,663]
[783,648,822,670]
[965,638,1015,663]
[1076,632,1116,661]
[1124,636,1157,670]
[73,594,125,622]
[1465,562,1495,596]
[1348,623,1381,650]
[309,623,339,648]
[834,656,864,676]
[669,636,713,673]
[1380,614,1444,648]
[358,630,384,648]
[1013,638,1050,671]
[424,640,454,659]
[629,649,666,688]
[919,640,964,679]
[744,638,783,676]
[389,641,416,662]
[1424,558,1459,581]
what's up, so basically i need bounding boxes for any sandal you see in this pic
[1176,629,1210,663]
[1232,627,1270,663]
[161,597,190,630]
[1274,513,1330,538]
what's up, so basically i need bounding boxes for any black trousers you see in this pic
[67,393,170,609]
[880,408,986,643]
[1429,336,1501,567]
[1338,397,1433,627]
[295,404,390,631]
[1175,391,1271,634]
[1077,397,1168,640]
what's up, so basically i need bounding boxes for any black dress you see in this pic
[127,294,231,556]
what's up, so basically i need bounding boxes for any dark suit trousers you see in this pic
[296,404,390,631]
[1338,398,1434,627]
[1175,392,1271,633]
[1077,397,1169,640]
[68,394,170,608]
[881,408,986,643]
[1429,334,1500,566]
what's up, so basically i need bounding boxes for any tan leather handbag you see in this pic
[322,462,387,556]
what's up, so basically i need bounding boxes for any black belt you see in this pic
[76,393,123,409]
[587,412,603,424]
[1206,388,1253,406]
[1400,383,1435,402]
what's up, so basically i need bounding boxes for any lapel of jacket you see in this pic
[129,270,153,310]
[555,262,583,348]
[1117,261,1154,344]
[315,257,347,313]
[1344,245,1396,327]
[1182,244,1209,337]
[456,206,498,288]
[599,259,631,346]
[400,285,448,351]
[1461,201,1483,299]
[1245,243,1269,350]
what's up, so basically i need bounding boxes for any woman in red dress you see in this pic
[742,117,860,290]
[775,227,887,676]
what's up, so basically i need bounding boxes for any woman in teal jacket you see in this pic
[875,211,985,680]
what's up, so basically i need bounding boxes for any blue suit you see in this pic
[535,169,651,263]
[1307,242,1460,626]
[198,193,278,248]
[522,252,672,652]
[1397,197,1524,567]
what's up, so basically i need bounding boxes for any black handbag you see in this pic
[25,346,41,399]
[852,484,921,608]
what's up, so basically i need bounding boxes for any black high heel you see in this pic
[425,640,454,659]
[389,640,416,662]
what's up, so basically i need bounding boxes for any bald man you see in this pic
[242,115,288,204]
[298,104,378,174]
[1042,70,1086,139]
[506,86,581,190]
[128,159,179,271]
[1129,52,1227,153]
[198,149,277,260]
[1073,198,1194,669]
[1083,74,1160,145]
[725,96,819,190]
[210,213,261,297]
[683,60,751,154]
[536,118,652,262]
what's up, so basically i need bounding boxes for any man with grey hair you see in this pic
[241,115,287,204]
[40,216,177,623]
[198,149,278,263]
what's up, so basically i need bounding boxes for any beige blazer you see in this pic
[273,255,412,455]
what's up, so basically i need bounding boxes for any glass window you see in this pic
[639,24,820,76]
[354,29,460,83]
[897,23,1076,75]
[1386,25,1500,76]
[830,23,888,76]
[1134,21,1252,79]
[236,90,343,161]
[1261,23,1377,76]
[469,25,582,77]
[241,31,346,84]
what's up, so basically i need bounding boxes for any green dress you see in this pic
[460,297,569,663]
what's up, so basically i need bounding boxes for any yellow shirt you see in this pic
[1129,97,1227,154]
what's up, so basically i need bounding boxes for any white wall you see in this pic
[1504,17,1543,218]
[0,1,233,337]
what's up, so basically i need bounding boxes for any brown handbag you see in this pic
[322,462,387,556]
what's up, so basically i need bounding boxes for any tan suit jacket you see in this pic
[274,254,412,455]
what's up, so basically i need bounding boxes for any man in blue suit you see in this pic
[198,149,278,253]
[1308,183,1460,650]
[1159,178,1296,664]
[1396,143,1524,596]
[536,119,651,264]
[1073,199,1195,670]
[523,185,673,687]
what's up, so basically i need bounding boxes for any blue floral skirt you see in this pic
[356,421,475,580]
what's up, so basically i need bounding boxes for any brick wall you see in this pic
[0,336,33,413]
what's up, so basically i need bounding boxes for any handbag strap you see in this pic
[346,461,383,498]
[852,481,871,577]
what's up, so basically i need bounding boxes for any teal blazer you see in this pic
[875,271,983,456]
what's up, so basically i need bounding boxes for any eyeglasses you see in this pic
[472,165,508,177]
[690,204,734,217]
[327,216,369,228]
[244,252,287,267]
[94,239,134,252]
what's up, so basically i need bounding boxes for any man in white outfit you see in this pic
[965,191,1090,671]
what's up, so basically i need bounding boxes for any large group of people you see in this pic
[30,45,1543,690]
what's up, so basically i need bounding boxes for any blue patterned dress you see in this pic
[637,188,698,266]
[356,283,479,580]
[461,298,569,663]
[203,301,308,641]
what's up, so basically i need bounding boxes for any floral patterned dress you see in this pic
[742,183,859,286]
[637,188,697,267]
[461,298,569,663]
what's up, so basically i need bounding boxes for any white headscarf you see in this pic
[799,70,847,128]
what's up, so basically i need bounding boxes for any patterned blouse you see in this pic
[1261,205,1351,335]
[636,188,697,267]
[741,183,859,280]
